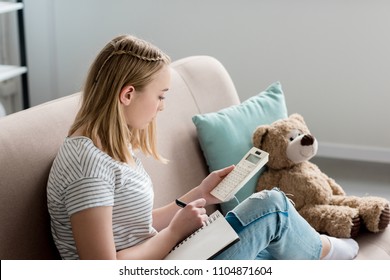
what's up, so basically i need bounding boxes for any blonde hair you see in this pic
[69,35,171,164]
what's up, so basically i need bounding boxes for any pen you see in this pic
[175,199,187,208]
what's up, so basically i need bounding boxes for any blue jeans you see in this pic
[212,189,322,260]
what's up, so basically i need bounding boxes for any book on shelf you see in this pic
[164,210,240,260]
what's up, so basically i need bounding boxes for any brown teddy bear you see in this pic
[252,113,390,238]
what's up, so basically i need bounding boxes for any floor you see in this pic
[311,157,390,201]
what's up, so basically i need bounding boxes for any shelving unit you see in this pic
[0,0,29,112]
[0,64,26,81]
[0,0,22,13]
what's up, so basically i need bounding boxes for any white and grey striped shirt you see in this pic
[47,137,157,259]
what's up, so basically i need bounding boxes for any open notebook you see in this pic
[164,210,240,260]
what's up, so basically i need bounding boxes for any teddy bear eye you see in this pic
[288,130,302,142]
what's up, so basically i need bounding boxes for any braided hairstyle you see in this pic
[69,35,171,163]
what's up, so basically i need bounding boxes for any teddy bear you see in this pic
[252,113,390,238]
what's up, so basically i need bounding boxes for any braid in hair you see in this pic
[112,50,164,62]
[94,39,166,83]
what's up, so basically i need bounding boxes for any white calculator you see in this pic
[210,147,269,202]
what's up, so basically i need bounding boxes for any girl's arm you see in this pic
[71,198,207,260]
[152,165,235,231]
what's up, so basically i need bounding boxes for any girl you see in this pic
[47,34,358,260]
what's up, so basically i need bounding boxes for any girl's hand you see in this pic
[168,198,208,241]
[197,165,235,205]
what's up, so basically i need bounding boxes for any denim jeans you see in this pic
[212,188,322,260]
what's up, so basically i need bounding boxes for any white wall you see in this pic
[24,0,390,162]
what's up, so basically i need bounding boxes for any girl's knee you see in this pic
[229,188,290,226]
[248,188,289,212]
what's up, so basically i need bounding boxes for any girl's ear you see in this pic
[119,85,135,105]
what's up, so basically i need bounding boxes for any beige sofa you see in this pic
[0,56,388,259]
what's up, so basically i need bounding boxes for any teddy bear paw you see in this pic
[378,204,390,231]
[350,215,361,238]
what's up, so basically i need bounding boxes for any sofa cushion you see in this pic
[192,81,288,214]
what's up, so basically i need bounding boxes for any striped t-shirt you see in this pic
[47,137,157,259]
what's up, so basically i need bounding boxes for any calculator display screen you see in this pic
[245,154,260,164]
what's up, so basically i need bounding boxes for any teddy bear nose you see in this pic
[301,134,315,146]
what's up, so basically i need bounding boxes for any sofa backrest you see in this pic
[0,94,80,259]
[0,56,239,259]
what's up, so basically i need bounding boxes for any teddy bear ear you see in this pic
[290,113,306,125]
[252,125,270,148]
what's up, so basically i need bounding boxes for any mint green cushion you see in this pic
[192,81,288,214]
